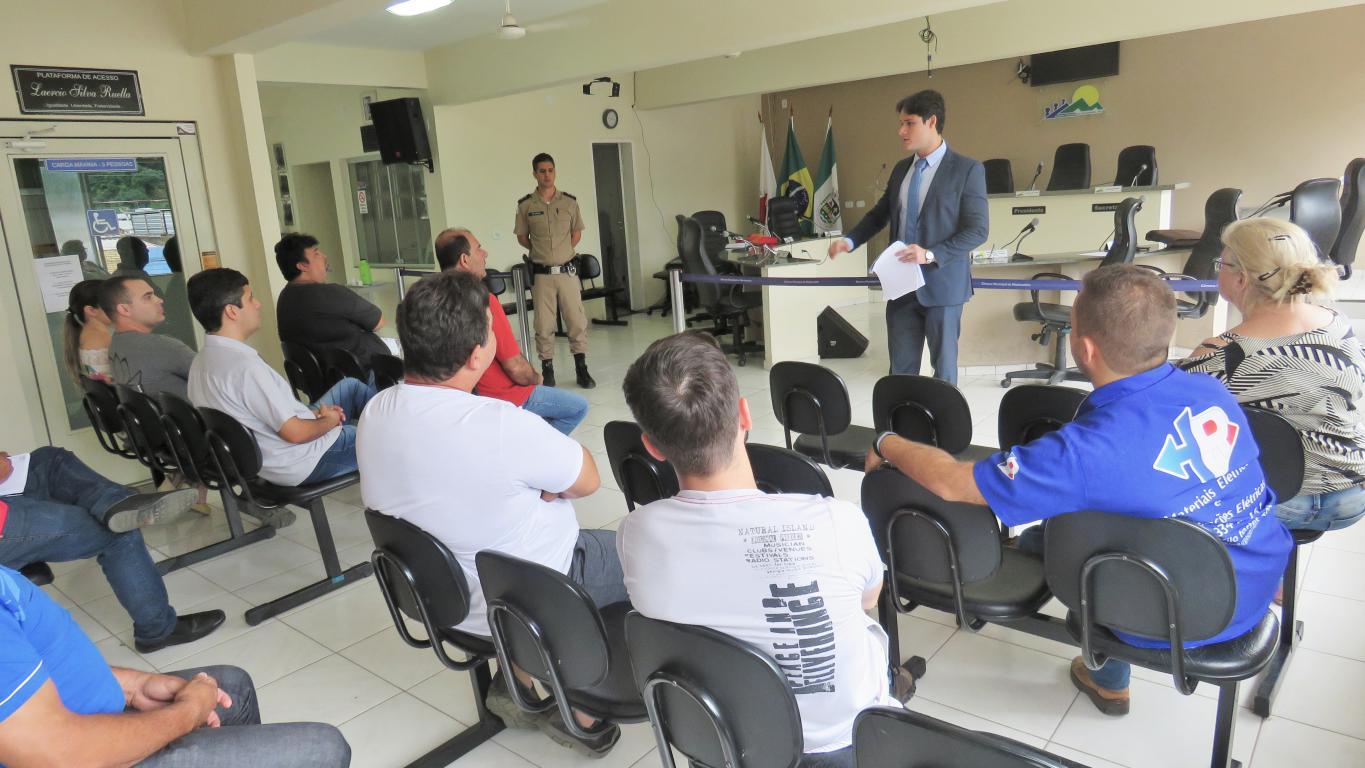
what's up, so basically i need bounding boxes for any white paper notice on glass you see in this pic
[870,240,925,301]
[0,453,31,497]
[34,255,84,314]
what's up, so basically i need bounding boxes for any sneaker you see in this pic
[1069,657,1130,716]
[190,502,214,516]
[134,609,227,653]
[537,713,620,759]
[485,672,544,730]
[101,489,196,533]
[243,505,296,529]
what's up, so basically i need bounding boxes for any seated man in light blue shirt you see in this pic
[186,269,377,490]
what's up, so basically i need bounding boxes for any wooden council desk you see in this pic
[985,183,1189,256]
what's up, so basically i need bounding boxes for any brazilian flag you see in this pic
[778,116,815,235]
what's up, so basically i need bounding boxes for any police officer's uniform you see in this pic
[515,189,590,373]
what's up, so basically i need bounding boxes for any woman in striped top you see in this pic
[1179,218,1365,533]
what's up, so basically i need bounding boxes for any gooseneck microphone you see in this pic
[1128,163,1149,188]
[1026,161,1044,192]
[1013,217,1040,260]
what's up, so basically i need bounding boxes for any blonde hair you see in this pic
[1221,218,1338,304]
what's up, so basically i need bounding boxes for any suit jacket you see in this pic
[847,147,989,306]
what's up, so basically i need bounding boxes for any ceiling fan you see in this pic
[498,0,587,40]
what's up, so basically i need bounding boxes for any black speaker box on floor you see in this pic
[817,306,868,359]
[370,97,432,170]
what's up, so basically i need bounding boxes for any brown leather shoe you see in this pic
[1070,657,1130,716]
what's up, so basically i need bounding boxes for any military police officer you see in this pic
[515,152,595,388]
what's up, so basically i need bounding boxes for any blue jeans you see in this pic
[886,293,962,383]
[141,665,351,767]
[1016,523,1130,691]
[301,378,376,485]
[569,529,630,609]
[0,447,176,644]
[1276,486,1365,532]
[523,385,589,435]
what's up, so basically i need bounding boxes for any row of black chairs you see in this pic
[281,342,404,404]
[79,376,371,624]
[984,144,1158,194]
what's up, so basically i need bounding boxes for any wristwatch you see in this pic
[873,431,898,459]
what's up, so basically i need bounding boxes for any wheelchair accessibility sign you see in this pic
[87,208,119,236]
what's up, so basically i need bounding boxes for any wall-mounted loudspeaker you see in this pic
[369,97,432,171]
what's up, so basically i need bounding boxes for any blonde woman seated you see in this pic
[63,279,113,383]
[1179,218,1365,533]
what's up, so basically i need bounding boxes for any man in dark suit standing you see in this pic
[830,90,988,383]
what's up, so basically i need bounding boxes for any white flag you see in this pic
[758,118,778,223]
[813,115,843,234]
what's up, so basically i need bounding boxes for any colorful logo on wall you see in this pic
[1043,84,1104,120]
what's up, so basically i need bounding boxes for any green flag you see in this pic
[778,116,815,235]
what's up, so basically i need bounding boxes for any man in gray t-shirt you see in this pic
[100,275,196,400]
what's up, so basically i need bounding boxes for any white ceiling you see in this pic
[301,0,607,49]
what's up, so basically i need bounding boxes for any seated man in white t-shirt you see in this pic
[356,270,629,759]
[618,331,898,768]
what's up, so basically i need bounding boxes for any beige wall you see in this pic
[430,76,758,309]
[764,5,1365,262]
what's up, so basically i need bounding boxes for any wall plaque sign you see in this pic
[11,66,144,116]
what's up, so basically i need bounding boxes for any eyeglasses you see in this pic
[1213,256,1238,271]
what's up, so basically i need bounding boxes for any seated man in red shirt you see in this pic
[435,228,589,435]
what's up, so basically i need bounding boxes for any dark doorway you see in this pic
[591,143,632,314]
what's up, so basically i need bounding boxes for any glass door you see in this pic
[0,138,202,479]
[347,158,432,267]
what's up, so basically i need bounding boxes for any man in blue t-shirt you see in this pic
[0,565,351,766]
[868,265,1292,716]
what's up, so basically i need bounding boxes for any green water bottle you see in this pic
[358,258,373,286]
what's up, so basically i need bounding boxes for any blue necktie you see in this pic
[902,157,930,244]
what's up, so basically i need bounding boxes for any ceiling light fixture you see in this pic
[385,0,452,17]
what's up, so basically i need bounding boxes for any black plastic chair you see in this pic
[872,375,994,462]
[281,340,330,402]
[678,215,761,365]
[862,468,1051,654]
[320,347,367,388]
[370,353,404,390]
[745,442,832,496]
[112,383,173,489]
[1114,145,1158,187]
[475,550,646,742]
[1004,197,1143,387]
[1046,143,1091,191]
[625,613,804,768]
[983,159,1014,195]
[996,384,1087,452]
[81,376,137,460]
[854,706,1087,768]
[1241,407,1311,720]
[1330,157,1364,279]
[1044,513,1280,768]
[603,420,680,512]
[1288,177,1343,259]
[364,510,505,766]
[769,361,876,471]
[1142,188,1241,320]
[766,196,803,241]
[198,408,372,625]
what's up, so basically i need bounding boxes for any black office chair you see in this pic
[863,468,1051,650]
[766,196,803,241]
[1114,145,1158,187]
[996,384,1087,452]
[853,706,1088,768]
[678,215,761,366]
[319,347,366,387]
[1044,513,1279,768]
[1330,157,1365,279]
[281,340,330,402]
[1241,407,1310,720]
[1004,197,1143,387]
[198,408,372,625]
[983,159,1015,195]
[475,551,646,743]
[624,613,805,768]
[370,353,404,390]
[81,376,137,460]
[872,375,994,462]
[745,442,833,496]
[364,510,505,766]
[769,361,876,471]
[1141,188,1241,320]
[693,210,730,260]
[1046,143,1091,191]
[603,420,679,512]
[1288,177,1343,259]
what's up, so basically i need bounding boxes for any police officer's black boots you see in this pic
[542,360,556,387]
[574,353,597,389]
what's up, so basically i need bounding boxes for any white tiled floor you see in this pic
[46,305,1365,767]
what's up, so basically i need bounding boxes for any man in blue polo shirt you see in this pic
[0,564,351,766]
[867,265,1291,715]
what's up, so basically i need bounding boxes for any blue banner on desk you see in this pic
[43,157,138,173]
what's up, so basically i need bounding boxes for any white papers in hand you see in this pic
[870,241,925,301]
[0,453,30,497]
